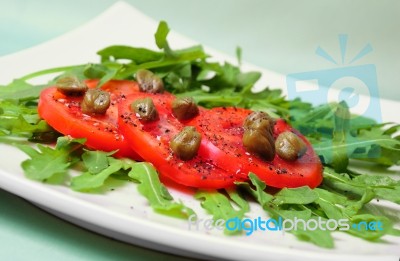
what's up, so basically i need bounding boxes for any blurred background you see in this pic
[1,1,399,260]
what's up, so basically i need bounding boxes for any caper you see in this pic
[135,69,164,93]
[243,111,274,129]
[243,128,275,161]
[131,97,158,122]
[56,76,88,96]
[170,126,202,160]
[242,111,275,161]
[81,89,110,114]
[275,131,307,161]
[172,97,199,121]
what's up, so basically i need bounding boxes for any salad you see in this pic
[0,21,399,249]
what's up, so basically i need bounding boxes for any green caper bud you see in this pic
[81,89,110,114]
[172,97,199,121]
[242,111,275,161]
[275,131,307,161]
[243,128,275,161]
[243,111,274,129]
[135,69,164,93]
[170,126,202,160]
[56,76,88,96]
[131,97,158,122]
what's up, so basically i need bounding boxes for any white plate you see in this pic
[0,2,399,260]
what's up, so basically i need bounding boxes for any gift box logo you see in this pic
[286,34,381,123]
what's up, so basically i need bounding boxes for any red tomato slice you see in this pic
[189,107,323,188]
[38,80,141,159]
[118,93,242,189]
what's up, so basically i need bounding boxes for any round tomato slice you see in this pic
[190,107,323,188]
[38,80,141,159]
[118,93,242,189]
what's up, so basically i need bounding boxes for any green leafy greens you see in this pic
[18,136,85,181]
[128,162,195,219]
[195,189,249,234]
[0,20,399,248]
[17,137,194,218]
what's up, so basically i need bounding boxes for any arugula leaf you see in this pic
[236,46,242,66]
[71,157,124,191]
[82,150,114,174]
[348,214,392,240]
[374,187,400,204]
[97,45,163,64]
[291,102,400,168]
[313,132,400,167]
[128,162,195,219]
[323,167,400,204]
[71,150,129,191]
[155,21,170,50]
[276,210,334,248]
[116,46,207,80]
[239,171,399,248]
[293,221,335,248]
[354,124,400,166]
[235,173,273,207]
[18,136,85,181]
[241,175,335,248]
[1,114,49,136]
[314,190,346,220]
[0,79,46,100]
[0,99,53,139]
[72,153,196,218]
[239,174,334,246]
[272,186,319,205]
[0,64,85,101]
[330,101,351,172]
[195,189,249,234]
[18,145,70,181]
[226,189,250,213]
[84,62,123,88]
[348,172,400,204]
